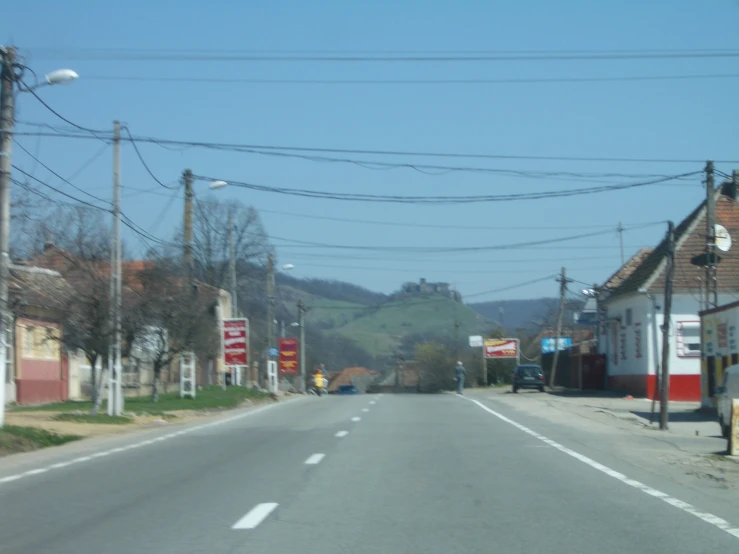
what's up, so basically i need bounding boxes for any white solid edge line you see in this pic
[232,503,279,530]
[463,396,739,541]
[0,400,283,489]
[304,453,326,465]
[351,416,361,422]
[335,430,349,437]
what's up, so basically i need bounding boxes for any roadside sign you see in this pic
[278,337,299,375]
[223,318,249,366]
[268,347,279,357]
[469,335,483,348]
[540,337,572,354]
[484,338,519,359]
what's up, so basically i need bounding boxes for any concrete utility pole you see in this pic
[228,213,237,316]
[266,254,275,387]
[617,222,626,266]
[107,121,124,416]
[297,299,306,393]
[549,267,568,388]
[660,221,676,430]
[0,47,15,427]
[705,160,717,310]
[183,169,194,277]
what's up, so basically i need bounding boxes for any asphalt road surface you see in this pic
[2,392,739,553]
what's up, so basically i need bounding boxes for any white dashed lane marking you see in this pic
[304,453,325,465]
[232,503,279,530]
[351,417,361,422]
[335,431,349,438]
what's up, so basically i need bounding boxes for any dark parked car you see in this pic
[512,364,545,393]
[337,384,358,395]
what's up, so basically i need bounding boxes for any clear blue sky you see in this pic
[3,0,739,301]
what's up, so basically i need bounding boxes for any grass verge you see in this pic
[0,425,81,456]
[10,386,274,414]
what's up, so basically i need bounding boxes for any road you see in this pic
[2,392,739,553]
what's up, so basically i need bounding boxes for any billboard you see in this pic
[223,318,249,366]
[540,337,572,354]
[484,338,519,359]
[278,337,299,375]
[469,335,483,348]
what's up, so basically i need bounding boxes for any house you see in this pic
[398,278,463,303]
[29,243,234,396]
[7,264,75,405]
[327,366,377,393]
[597,179,739,400]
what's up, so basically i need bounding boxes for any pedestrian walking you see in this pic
[454,361,466,394]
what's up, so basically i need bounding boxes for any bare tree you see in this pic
[134,262,221,401]
[191,195,273,296]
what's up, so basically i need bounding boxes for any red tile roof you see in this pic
[606,181,739,299]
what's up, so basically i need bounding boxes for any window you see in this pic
[677,321,701,357]
[625,308,633,326]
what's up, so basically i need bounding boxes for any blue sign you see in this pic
[268,347,279,357]
[540,337,572,354]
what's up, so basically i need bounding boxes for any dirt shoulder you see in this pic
[2,389,294,457]
[469,387,739,493]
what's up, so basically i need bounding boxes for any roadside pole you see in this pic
[549,268,568,388]
[481,346,487,386]
[298,300,306,393]
[659,221,676,430]
[107,121,123,416]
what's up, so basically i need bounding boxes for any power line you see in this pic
[12,140,113,207]
[465,275,558,299]
[122,126,177,189]
[12,129,739,164]
[14,128,739,164]
[290,261,617,274]
[264,227,618,252]
[23,51,739,62]
[20,82,110,141]
[79,73,739,85]
[192,172,699,204]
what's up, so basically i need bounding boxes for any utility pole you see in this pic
[183,169,194,277]
[107,121,123,416]
[705,161,717,310]
[549,267,568,388]
[617,222,626,266]
[266,254,275,388]
[297,300,306,393]
[228,213,237,316]
[280,320,285,338]
[660,221,676,430]
[0,47,16,427]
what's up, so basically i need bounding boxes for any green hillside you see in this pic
[331,296,491,356]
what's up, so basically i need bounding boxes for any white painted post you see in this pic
[180,351,196,398]
[267,360,278,394]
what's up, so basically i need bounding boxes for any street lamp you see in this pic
[0,47,77,427]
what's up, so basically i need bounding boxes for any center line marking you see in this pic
[232,503,279,530]
[370,401,376,405]
[335,430,349,437]
[362,408,369,412]
[351,416,361,422]
[463,396,739,541]
[304,453,325,465]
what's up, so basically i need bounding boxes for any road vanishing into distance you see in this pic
[2,392,739,553]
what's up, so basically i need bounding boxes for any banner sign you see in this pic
[469,335,483,348]
[540,337,572,354]
[223,318,249,366]
[484,338,519,359]
[278,337,299,375]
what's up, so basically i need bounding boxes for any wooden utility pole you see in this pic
[617,222,626,266]
[549,268,568,388]
[660,221,676,430]
[705,161,717,310]
[265,254,275,387]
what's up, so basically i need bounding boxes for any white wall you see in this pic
[599,292,735,377]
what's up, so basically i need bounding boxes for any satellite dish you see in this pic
[715,224,732,252]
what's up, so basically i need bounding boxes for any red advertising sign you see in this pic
[278,338,299,375]
[223,318,249,366]
[484,339,519,359]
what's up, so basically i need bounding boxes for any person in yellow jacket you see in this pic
[313,369,325,390]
